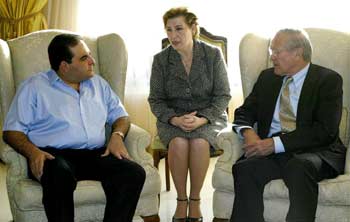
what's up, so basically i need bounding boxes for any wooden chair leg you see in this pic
[142,214,160,222]
[165,154,170,191]
[212,217,229,222]
[153,150,160,169]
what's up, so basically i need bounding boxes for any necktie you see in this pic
[279,77,296,132]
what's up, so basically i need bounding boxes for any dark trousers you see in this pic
[230,153,337,222]
[29,147,146,222]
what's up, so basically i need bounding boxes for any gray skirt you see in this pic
[157,115,228,149]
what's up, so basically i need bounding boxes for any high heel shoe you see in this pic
[172,198,188,222]
[187,198,203,222]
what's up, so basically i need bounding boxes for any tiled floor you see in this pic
[0,157,218,222]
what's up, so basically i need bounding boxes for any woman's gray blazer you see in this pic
[148,40,231,148]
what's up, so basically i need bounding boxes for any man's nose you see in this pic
[88,56,95,65]
[270,54,276,61]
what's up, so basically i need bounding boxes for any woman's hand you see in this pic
[170,111,208,132]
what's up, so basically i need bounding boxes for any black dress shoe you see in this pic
[187,216,203,222]
[172,217,188,222]
[188,198,203,222]
[173,197,188,222]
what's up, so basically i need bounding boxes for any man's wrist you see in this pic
[241,128,253,137]
[112,131,125,139]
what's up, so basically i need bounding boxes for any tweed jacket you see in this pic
[148,40,231,147]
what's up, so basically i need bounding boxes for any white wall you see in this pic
[76,0,350,134]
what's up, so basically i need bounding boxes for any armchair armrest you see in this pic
[0,141,28,180]
[215,126,243,174]
[124,124,153,166]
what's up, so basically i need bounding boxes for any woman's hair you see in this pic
[163,7,200,39]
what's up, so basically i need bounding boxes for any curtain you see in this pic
[46,0,79,31]
[0,0,48,40]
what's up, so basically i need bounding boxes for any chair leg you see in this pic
[212,217,229,222]
[153,150,160,169]
[142,214,160,222]
[165,154,170,191]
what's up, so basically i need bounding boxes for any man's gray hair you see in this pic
[277,29,313,62]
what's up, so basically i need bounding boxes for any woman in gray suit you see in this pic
[148,7,231,222]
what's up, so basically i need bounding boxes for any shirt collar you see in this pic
[287,63,310,86]
[47,69,93,88]
[47,69,60,85]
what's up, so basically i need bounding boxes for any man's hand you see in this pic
[243,138,275,158]
[102,134,130,160]
[241,128,261,145]
[240,129,274,158]
[28,149,55,181]
[170,111,208,132]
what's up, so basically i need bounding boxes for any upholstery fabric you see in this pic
[212,28,350,222]
[0,29,161,222]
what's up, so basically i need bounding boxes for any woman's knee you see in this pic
[189,138,210,152]
[168,137,190,157]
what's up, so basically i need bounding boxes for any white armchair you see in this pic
[212,28,350,222]
[0,30,161,222]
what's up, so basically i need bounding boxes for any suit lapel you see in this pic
[189,40,206,82]
[168,47,187,81]
[261,73,284,136]
[296,64,317,122]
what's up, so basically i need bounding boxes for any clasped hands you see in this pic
[170,111,208,132]
[242,128,275,158]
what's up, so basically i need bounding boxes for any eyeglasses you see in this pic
[269,47,287,56]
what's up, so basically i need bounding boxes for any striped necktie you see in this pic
[279,77,296,132]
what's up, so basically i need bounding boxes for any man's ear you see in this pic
[59,61,70,73]
[295,48,303,58]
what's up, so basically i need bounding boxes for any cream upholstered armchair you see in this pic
[0,30,161,222]
[212,28,350,222]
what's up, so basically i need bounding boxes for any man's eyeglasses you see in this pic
[269,47,287,56]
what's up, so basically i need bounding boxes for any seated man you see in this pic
[231,29,347,222]
[2,34,145,222]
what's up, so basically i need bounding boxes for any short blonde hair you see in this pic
[163,7,200,39]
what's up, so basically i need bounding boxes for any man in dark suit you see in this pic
[230,29,347,222]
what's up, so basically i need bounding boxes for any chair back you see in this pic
[162,27,227,63]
